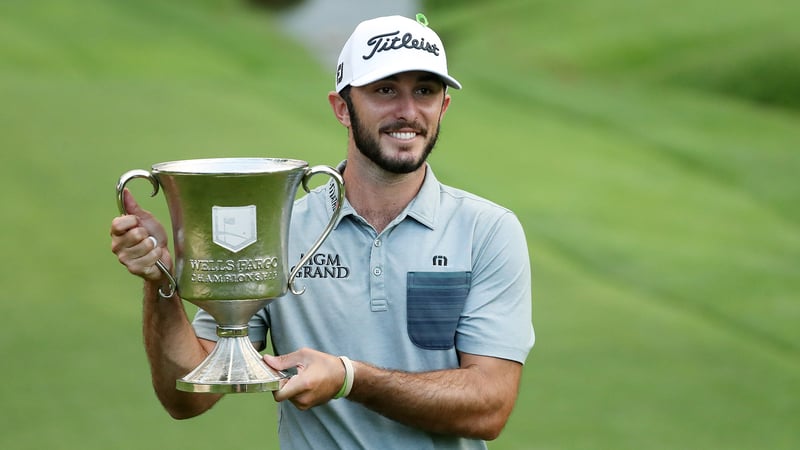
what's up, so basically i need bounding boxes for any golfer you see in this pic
[111,14,534,449]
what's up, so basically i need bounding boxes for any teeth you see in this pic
[389,132,416,140]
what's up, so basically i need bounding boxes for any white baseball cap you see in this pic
[335,14,462,93]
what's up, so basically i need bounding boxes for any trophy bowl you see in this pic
[116,158,344,393]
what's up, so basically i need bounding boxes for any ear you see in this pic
[328,91,351,128]
[440,92,452,119]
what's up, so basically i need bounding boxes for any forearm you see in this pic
[347,355,521,441]
[142,281,221,419]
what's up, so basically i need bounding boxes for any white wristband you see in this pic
[339,356,354,398]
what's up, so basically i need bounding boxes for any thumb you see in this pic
[123,188,148,219]
[123,188,168,244]
[263,352,301,372]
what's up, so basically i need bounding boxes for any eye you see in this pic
[376,86,395,96]
[415,83,443,97]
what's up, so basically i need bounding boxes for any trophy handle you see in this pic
[287,165,345,295]
[116,169,178,298]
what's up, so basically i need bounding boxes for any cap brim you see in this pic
[349,65,462,90]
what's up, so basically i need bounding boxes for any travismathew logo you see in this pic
[362,30,440,60]
[292,253,350,279]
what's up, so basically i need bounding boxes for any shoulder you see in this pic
[434,181,528,259]
[437,182,520,228]
[293,182,332,213]
[440,183,510,212]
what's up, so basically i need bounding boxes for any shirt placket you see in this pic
[369,234,388,312]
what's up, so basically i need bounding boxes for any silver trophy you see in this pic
[116,158,344,393]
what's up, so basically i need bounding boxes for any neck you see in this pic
[343,155,426,234]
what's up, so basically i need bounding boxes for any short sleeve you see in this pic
[455,211,535,364]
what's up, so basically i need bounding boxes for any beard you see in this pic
[349,103,441,174]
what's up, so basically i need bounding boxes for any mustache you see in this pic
[379,120,427,137]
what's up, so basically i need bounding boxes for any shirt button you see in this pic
[374,238,382,247]
[372,266,383,276]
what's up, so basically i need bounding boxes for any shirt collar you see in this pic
[404,164,439,230]
[327,160,351,229]
[326,160,440,231]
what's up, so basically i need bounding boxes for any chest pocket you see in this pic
[406,271,472,350]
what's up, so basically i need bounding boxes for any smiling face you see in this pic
[343,71,451,174]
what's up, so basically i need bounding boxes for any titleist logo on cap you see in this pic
[362,30,441,60]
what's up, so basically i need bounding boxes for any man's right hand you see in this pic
[110,189,173,281]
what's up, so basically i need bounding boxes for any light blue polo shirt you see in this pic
[193,162,535,450]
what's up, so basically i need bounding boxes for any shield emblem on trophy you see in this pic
[212,205,257,253]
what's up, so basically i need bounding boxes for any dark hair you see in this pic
[338,86,354,113]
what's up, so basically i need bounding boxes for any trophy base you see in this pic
[176,326,290,394]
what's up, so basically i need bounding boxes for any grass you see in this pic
[1,0,799,448]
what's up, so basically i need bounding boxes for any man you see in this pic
[111,14,534,449]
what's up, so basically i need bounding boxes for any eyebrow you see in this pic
[381,73,443,84]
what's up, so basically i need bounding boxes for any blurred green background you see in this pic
[1,0,798,448]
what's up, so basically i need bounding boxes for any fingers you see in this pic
[110,189,172,281]
[121,238,162,280]
[111,219,154,254]
[266,354,307,403]
[110,217,165,281]
[115,189,165,238]
[110,214,139,238]
[264,349,346,409]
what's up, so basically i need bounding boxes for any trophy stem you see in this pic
[176,325,288,393]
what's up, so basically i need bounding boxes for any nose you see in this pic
[393,90,419,123]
